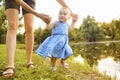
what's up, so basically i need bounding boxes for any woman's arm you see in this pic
[56,0,69,8]
[15,0,51,24]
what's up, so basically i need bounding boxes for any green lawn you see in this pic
[0,44,114,80]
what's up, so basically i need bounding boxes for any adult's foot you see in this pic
[2,67,15,78]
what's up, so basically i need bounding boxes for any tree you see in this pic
[110,19,120,39]
[34,27,43,44]
[100,19,120,40]
[80,15,104,42]
[16,16,24,43]
[0,2,7,43]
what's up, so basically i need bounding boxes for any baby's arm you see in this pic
[46,21,56,30]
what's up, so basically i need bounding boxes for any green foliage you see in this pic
[100,19,120,40]
[0,5,7,43]
[34,27,43,44]
[69,29,76,41]
[34,27,51,44]
[110,19,120,39]
[0,0,5,6]
[17,33,25,43]
[42,28,51,42]
[69,28,82,42]
[80,15,105,42]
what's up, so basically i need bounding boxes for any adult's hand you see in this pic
[37,13,51,24]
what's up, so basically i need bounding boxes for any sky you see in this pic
[33,0,120,29]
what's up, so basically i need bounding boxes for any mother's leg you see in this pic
[6,9,19,68]
[24,13,34,68]
[2,9,19,77]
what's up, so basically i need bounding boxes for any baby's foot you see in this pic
[51,67,57,71]
[61,60,69,69]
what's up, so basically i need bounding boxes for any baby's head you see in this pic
[58,7,71,22]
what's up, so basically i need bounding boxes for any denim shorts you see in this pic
[5,0,35,15]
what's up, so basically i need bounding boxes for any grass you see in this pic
[0,44,114,80]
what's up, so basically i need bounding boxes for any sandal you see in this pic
[27,63,35,68]
[61,60,69,69]
[2,67,15,78]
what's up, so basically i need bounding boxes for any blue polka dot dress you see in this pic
[36,21,73,59]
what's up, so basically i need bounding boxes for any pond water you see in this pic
[72,41,120,80]
[97,57,120,80]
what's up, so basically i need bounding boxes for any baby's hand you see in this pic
[72,16,78,24]
[71,13,78,20]
[37,13,51,24]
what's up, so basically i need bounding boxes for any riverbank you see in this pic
[0,44,114,80]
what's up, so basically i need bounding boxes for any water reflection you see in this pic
[74,56,120,80]
[97,57,120,80]
[72,42,120,67]
[74,55,84,64]
[72,41,120,79]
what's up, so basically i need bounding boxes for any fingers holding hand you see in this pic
[71,13,78,19]
[72,16,78,23]
[37,13,52,24]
